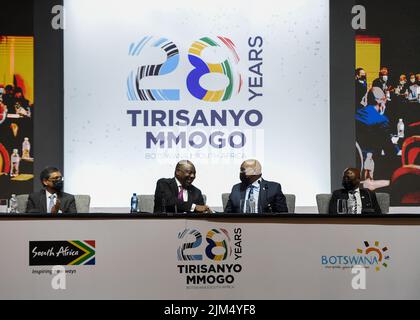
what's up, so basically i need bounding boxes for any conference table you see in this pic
[1,213,420,300]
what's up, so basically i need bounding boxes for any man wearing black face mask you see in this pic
[355,68,368,108]
[225,159,288,214]
[26,167,77,214]
[328,168,381,214]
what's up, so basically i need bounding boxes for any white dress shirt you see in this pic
[244,178,262,213]
[348,188,363,214]
[45,190,60,213]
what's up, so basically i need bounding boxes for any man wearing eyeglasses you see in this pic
[26,166,77,214]
[153,160,211,213]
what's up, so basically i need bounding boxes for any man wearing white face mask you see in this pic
[395,74,408,97]
[372,67,392,101]
[356,87,399,158]
[408,73,419,102]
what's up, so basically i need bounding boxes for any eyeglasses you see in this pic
[48,177,63,182]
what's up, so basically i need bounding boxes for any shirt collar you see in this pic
[45,190,57,199]
[250,178,262,188]
[175,177,183,189]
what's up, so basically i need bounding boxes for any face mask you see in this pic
[382,76,388,82]
[411,79,416,84]
[342,178,355,191]
[400,81,406,85]
[53,180,64,191]
[240,173,250,185]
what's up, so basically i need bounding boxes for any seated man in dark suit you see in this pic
[225,159,288,213]
[27,167,77,214]
[329,168,382,214]
[153,160,211,213]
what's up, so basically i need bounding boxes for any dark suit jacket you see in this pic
[225,179,288,213]
[153,178,205,213]
[26,190,77,214]
[328,189,382,214]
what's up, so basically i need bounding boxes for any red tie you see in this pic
[178,186,184,201]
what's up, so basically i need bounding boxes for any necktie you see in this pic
[178,186,184,202]
[248,185,255,201]
[48,194,56,213]
[349,191,357,214]
[354,191,358,214]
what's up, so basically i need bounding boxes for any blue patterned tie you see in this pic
[48,194,56,213]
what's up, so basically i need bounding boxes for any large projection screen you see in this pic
[64,0,330,208]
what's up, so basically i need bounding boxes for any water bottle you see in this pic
[9,194,18,214]
[397,119,405,138]
[130,193,138,213]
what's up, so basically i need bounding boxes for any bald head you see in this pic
[241,160,262,175]
[240,159,262,186]
[175,160,196,188]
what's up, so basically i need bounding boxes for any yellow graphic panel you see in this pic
[356,36,381,89]
[0,36,34,104]
[10,174,34,182]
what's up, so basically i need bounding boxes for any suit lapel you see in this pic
[40,190,47,213]
[58,192,65,212]
[170,178,179,199]
[258,179,266,211]
[360,189,369,210]
[341,190,349,200]
[238,184,247,212]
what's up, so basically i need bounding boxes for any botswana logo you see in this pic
[29,241,96,266]
[322,241,390,272]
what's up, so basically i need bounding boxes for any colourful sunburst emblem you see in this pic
[357,241,390,272]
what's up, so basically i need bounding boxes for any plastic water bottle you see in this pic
[9,194,18,213]
[130,193,138,213]
[397,119,405,138]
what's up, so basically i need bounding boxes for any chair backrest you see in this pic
[376,193,390,214]
[138,194,207,213]
[285,194,296,213]
[221,193,296,213]
[316,194,332,214]
[138,195,154,213]
[74,195,91,213]
[16,194,29,214]
[16,194,90,213]
[316,193,390,214]
[222,193,230,212]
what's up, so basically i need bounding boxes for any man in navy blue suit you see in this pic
[225,159,288,214]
